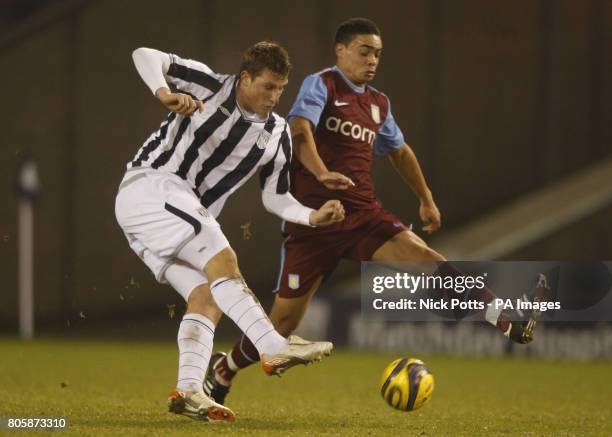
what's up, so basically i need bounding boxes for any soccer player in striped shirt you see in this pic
[206,18,541,405]
[115,41,344,422]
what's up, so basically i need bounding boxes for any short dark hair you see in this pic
[335,18,381,45]
[239,41,292,78]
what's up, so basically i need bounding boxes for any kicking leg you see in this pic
[205,247,289,357]
[207,277,323,403]
[204,248,332,376]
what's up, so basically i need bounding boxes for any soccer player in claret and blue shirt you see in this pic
[206,18,540,404]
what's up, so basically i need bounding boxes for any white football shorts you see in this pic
[114,168,230,300]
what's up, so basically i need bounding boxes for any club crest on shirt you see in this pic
[288,274,300,290]
[256,130,271,149]
[370,104,381,124]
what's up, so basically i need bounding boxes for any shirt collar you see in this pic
[332,65,366,93]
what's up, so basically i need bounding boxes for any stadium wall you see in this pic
[0,0,610,332]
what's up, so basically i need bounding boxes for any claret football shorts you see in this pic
[115,168,230,300]
[275,207,408,298]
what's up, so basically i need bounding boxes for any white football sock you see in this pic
[176,313,215,393]
[210,276,287,356]
[485,304,503,327]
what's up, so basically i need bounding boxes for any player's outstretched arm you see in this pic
[290,117,354,190]
[132,47,203,116]
[261,191,344,227]
[388,144,441,234]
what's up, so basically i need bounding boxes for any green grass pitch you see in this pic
[1,338,611,436]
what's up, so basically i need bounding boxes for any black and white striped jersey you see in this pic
[128,53,292,218]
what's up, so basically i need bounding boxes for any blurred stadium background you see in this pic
[1,0,611,356]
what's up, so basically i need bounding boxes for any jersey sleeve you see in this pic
[373,97,405,156]
[165,53,231,100]
[287,74,328,129]
[261,191,314,226]
[259,124,292,194]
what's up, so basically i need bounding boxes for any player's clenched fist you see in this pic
[156,87,204,115]
[420,200,441,234]
[309,200,345,226]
